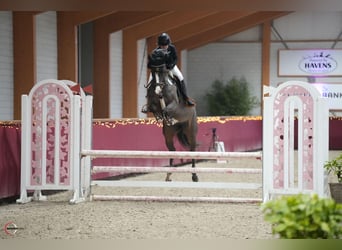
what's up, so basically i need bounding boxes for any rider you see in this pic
[142,33,195,113]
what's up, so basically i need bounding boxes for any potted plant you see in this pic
[261,193,342,239]
[205,77,259,116]
[324,153,342,203]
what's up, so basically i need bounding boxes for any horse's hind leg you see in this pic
[188,126,198,182]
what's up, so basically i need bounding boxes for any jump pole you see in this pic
[82,149,262,160]
[92,166,262,174]
[91,195,262,204]
[83,150,263,203]
[91,180,262,189]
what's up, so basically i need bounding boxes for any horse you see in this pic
[144,50,198,182]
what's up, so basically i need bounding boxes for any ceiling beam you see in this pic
[94,11,168,34]
[2,0,341,11]
[123,11,215,39]
[174,11,290,51]
[57,11,114,25]
[164,11,256,43]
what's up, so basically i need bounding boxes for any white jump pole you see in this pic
[92,166,262,174]
[84,150,262,203]
[82,149,262,160]
[91,195,262,203]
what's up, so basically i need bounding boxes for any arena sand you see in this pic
[1,152,340,239]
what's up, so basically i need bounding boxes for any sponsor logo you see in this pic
[299,51,338,74]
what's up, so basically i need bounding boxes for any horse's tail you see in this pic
[176,129,191,149]
[177,109,198,150]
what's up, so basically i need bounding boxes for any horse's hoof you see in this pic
[165,173,172,182]
[192,174,199,182]
[141,105,150,113]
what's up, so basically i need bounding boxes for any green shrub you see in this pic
[205,77,259,116]
[324,152,342,183]
[261,193,342,239]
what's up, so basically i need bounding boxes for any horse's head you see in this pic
[150,65,169,85]
[149,48,170,85]
[149,48,168,66]
[146,48,179,124]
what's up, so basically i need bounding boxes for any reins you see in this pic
[144,64,169,89]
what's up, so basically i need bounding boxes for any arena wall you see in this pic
[2,116,342,199]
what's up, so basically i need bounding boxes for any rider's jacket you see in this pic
[148,44,178,70]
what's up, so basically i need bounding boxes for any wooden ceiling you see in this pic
[61,11,291,52]
[4,0,342,51]
[2,0,342,12]
[7,1,341,119]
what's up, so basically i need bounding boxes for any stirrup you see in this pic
[186,98,195,106]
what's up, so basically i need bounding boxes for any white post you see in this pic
[262,94,272,202]
[16,79,87,204]
[314,97,329,197]
[70,95,84,204]
[263,81,329,202]
[81,95,93,198]
[17,95,31,203]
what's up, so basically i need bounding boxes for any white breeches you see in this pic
[170,65,184,81]
[148,65,184,83]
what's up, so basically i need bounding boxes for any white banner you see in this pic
[312,83,342,110]
[278,49,342,76]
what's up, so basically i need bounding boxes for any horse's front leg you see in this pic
[165,158,173,182]
[191,158,198,182]
[164,128,176,182]
[163,101,179,125]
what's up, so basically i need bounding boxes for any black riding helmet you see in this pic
[158,33,171,46]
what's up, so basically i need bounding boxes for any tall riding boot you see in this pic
[178,80,195,106]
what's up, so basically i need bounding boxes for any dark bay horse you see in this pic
[144,51,198,182]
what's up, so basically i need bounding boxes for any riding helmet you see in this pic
[158,33,171,46]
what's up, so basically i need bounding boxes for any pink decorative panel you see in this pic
[30,83,72,186]
[272,85,314,189]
